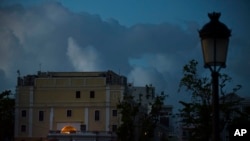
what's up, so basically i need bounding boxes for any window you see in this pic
[39,111,44,121]
[90,91,95,98]
[112,125,117,132]
[21,125,26,132]
[112,110,117,117]
[76,91,81,98]
[80,124,86,132]
[21,110,26,117]
[67,110,72,117]
[95,110,100,121]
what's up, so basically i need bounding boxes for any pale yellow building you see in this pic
[15,70,126,141]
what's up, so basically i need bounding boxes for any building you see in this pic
[158,105,175,140]
[127,84,175,141]
[127,84,155,113]
[14,70,126,141]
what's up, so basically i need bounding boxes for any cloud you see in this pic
[0,28,21,75]
[67,37,100,71]
[0,1,249,109]
[129,53,177,74]
[128,66,167,91]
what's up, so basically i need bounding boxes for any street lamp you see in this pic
[199,12,231,141]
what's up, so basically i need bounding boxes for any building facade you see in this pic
[15,71,126,141]
[127,84,155,113]
[127,84,175,141]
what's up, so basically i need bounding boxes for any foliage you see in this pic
[178,60,245,141]
[116,94,139,141]
[0,90,15,141]
[116,87,167,141]
[140,92,166,141]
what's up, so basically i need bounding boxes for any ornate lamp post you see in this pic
[199,12,231,141]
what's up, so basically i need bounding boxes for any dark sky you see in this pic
[0,0,249,110]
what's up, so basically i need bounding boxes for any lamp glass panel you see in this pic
[201,38,214,66]
[201,38,229,67]
[216,39,229,65]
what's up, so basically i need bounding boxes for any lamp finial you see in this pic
[208,12,221,21]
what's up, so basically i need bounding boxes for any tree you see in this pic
[116,94,139,141]
[178,60,246,141]
[116,86,167,141]
[139,91,166,141]
[0,90,15,141]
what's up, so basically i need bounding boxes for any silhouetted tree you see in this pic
[116,87,167,141]
[0,90,15,141]
[178,60,246,141]
[116,94,139,141]
[139,92,166,141]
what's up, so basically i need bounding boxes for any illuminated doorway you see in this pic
[60,125,77,134]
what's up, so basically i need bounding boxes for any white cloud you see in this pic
[0,28,22,76]
[67,37,100,71]
[128,66,167,92]
[129,53,175,74]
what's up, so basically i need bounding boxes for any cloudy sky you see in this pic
[0,0,249,109]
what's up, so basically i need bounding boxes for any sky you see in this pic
[0,0,249,111]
